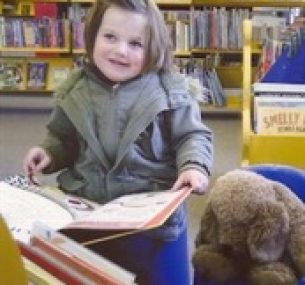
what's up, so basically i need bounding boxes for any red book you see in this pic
[34,3,58,18]
[18,241,93,285]
[30,236,129,285]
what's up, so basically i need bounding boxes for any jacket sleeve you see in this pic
[170,99,213,176]
[41,106,79,174]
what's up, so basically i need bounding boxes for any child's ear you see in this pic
[247,201,289,262]
[196,203,218,246]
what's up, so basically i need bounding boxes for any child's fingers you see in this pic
[28,173,41,186]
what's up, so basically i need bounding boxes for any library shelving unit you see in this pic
[190,0,264,114]
[242,7,305,169]
[0,0,74,93]
[0,0,262,115]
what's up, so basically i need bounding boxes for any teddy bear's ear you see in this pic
[247,200,289,262]
[196,203,218,247]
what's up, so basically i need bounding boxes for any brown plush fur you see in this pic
[193,170,305,285]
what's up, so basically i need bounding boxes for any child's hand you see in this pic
[23,147,51,182]
[172,169,209,195]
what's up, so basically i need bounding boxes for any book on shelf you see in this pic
[23,19,36,47]
[252,82,305,134]
[0,60,25,90]
[27,61,48,90]
[190,7,250,50]
[253,82,305,97]
[254,96,305,134]
[69,3,87,50]
[0,179,191,244]
[49,66,71,90]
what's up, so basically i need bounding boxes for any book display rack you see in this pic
[242,2,305,169]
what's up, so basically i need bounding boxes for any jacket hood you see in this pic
[159,71,205,103]
[53,67,204,107]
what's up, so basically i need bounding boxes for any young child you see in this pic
[23,0,213,284]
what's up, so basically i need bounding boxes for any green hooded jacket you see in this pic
[41,67,213,240]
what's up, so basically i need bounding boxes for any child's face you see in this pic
[93,6,147,83]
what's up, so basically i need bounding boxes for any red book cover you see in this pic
[34,3,58,18]
[18,242,92,285]
[30,236,125,285]
[34,2,59,57]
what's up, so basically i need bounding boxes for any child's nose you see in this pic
[115,42,128,56]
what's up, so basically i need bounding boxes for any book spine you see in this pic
[31,236,120,285]
[18,242,89,285]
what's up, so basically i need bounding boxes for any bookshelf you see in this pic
[3,0,290,115]
[189,1,260,114]
[0,0,73,93]
[242,18,305,169]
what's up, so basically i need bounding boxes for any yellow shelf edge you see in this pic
[70,0,94,2]
[192,48,261,54]
[34,0,68,2]
[72,48,85,54]
[200,104,241,114]
[0,47,70,53]
[174,50,191,56]
[156,0,192,6]
[193,0,305,7]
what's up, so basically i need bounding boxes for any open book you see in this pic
[0,180,191,244]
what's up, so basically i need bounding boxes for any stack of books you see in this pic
[19,223,137,285]
[253,82,305,134]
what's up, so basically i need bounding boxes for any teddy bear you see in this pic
[193,169,305,285]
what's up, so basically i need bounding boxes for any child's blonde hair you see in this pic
[84,0,173,72]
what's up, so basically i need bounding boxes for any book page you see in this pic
[0,178,191,242]
[0,182,74,243]
[66,187,191,230]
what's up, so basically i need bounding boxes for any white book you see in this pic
[0,182,75,243]
[0,181,191,243]
[253,82,305,94]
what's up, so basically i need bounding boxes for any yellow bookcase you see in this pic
[242,15,305,169]
[186,0,305,168]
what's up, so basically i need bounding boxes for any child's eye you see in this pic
[130,41,143,48]
[104,33,115,40]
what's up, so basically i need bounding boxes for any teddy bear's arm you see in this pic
[247,201,289,262]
